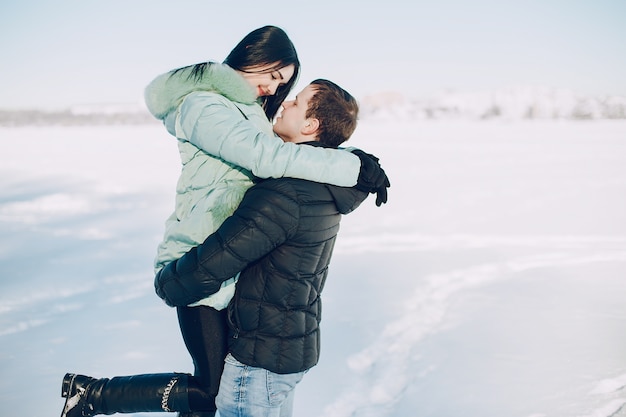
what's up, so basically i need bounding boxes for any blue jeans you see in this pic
[216,353,305,417]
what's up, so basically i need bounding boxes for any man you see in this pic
[155,79,387,417]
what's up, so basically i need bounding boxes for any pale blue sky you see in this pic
[1,0,624,110]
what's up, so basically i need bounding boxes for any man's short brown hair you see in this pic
[306,79,359,148]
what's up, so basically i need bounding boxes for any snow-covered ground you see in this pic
[1,120,625,417]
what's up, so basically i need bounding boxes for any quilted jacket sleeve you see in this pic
[154,181,299,307]
[177,92,361,187]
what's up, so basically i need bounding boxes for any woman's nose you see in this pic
[268,80,282,95]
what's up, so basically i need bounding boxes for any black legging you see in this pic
[177,305,229,411]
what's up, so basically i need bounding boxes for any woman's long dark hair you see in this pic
[223,25,300,120]
[170,26,300,121]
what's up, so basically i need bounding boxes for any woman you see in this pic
[60,26,386,417]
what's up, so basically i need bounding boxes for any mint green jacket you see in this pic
[145,63,361,308]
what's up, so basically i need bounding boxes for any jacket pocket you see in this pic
[227,302,242,339]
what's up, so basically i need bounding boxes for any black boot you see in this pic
[60,372,191,417]
[178,412,216,417]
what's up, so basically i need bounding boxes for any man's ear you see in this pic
[301,118,320,136]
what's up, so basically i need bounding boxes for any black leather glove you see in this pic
[352,149,390,206]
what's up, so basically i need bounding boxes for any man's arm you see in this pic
[154,181,299,307]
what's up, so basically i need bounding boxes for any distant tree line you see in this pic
[0,109,156,127]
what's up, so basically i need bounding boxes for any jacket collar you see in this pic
[298,141,367,214]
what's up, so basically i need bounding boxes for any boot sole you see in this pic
[60,373,80,417]
[61,373,77,398]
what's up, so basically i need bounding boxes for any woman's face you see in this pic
[240,64,296,98]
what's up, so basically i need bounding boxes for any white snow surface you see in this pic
[1,120,625,417]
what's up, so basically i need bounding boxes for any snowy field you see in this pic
[1,119,625,417]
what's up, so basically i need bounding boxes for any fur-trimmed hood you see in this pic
[144,62,258,120]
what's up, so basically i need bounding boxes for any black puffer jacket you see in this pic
[155,167,367,374]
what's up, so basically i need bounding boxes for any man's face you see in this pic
[273,84,317,143]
